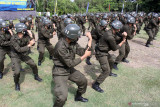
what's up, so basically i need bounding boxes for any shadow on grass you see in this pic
[131,39,145,46]
[3,62,12,75]
[138,36,148,40]
[44,51,49,59]
[68,82,77,95]
[19,65,33,84]
[51,80,55,106]
[41,50,53,64]
[84,64,101,81]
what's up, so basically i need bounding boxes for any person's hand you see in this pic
[27,30,32,35]
[80,47,91,61]
[28,39,35,47]
[53,23,56,29]
[134,24,137,30]
[122,32,127,37]
[122,37,126,43]
[85,32,92,40]
[106,28,109,30]
[8,29,13,36]
[27,30,33,38]
[26,22,29,26]
[53,31,56,36]
[84,49,91,57]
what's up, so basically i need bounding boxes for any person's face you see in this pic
[128,23,132,27]
[18,32,24,38]
[113,28,120,33]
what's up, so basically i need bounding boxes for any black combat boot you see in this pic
[15,83,20,91]
[122,58,129,63]
[34,74,42,82]
[49,56,53,60]
[86,57,92,65]
[113,63,118,70]
[38,60,41,66]
[92,82,104,93]
[14,74,20,91]
[109,72,117,77]
[37,45,39,50]
[145,43,150,47]
[75,92,88,102]
[0,72,3,79]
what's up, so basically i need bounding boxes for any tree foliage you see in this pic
[36,0,160,15]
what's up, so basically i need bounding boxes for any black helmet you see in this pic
[132,13,137,18]
[0,18,4,24]
[103,15,108,19]
[64,18,73,26]
[111,20,123,30]
[82,14,86,17]
[61,15,67,20]
[0,21,7,28]
[46,13,50,17]
[95,15,99,18]
[43,19,52,26]
[127,16,135,24]
[9,20,13,24]
[113,14,118,18]
[15,23,27,33]
[19,17,26,23]
[90,13,94,17]
[55,14,58,17]
[153,13,159,18]
[36,15,39,18]
[42,17,48,22]
[27,17,32,22]
[64,24,81,41]
[99,20,107,27]
[43,12,46,16]
[67,14,73,18]
[43,19,52,29]
[148,12,152,17]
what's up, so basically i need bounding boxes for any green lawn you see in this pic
[0,20,160,107]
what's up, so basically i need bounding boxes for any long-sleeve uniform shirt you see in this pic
[11,34,31,58]
[53,38,85,76]
[0,31,12,49]
[96,29,121,57]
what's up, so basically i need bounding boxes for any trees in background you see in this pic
[36,0,160,15]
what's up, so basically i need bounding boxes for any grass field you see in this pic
[0,20,160,107]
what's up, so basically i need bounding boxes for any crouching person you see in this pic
[11,23,42,91]
[52,24,92,107]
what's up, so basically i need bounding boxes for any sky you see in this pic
[70,0,74,2]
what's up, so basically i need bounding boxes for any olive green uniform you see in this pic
[77,16,86,36]
[95,30,121,84]
[10,34,38,84]
[52,38,87,107]
[115,24,135,64]
[0,31,12,74]
[145,18,158,45]
[38,26,54,62]
[90,25,106,57]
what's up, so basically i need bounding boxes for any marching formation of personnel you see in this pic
[0,11,159,107]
